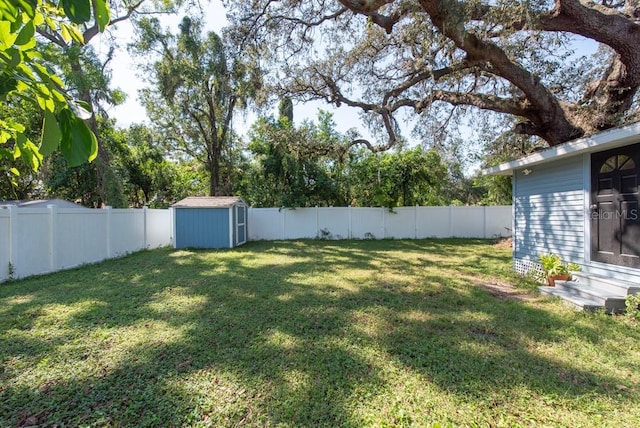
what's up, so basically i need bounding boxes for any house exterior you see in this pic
[172,196,248,249]
[484,122,640,312]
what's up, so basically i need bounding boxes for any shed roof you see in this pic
[483,121,640,176]
[172,196,245,208]
[0,199,89,209]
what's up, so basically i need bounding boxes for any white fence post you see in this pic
[105,206,112,258]
[483,206,488,238]
[48,204,57,271]
[449,206,454,237]
[8,205,18,278]
[170,207,175,247]
[143,206,149,249]
[282,209,286,240]
[382,208,386,239]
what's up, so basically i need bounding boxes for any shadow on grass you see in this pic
[1,239,638,426]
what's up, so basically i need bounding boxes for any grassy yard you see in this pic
[1,239,638,427]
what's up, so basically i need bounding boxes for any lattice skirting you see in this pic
[514,258,545,282]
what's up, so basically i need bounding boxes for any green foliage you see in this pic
[42,118,125,207]
[349,147,449,208]
[0,93,43,198]
[57,107,97,165]
[243,113,341,207]
[42,151,100,206]
[111,124,207,207]
[0,0,107,175]
[242,108,459,208]
[473,121,544,205]
[473,174,512,205]
[539,253,581,277]
[625,294,640,323]
[38,23,138,207]
[6,261,13,281]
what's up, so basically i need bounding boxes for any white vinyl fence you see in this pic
[0,206,173,282]
[1,204,511,282]
[248,206,512,241]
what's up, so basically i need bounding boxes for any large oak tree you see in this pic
[225,0,640,148]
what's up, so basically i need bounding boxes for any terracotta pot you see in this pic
[547,274,570,286]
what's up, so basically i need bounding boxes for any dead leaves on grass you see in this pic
[17,409,47,427]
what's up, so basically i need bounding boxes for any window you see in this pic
[600,155,635,173]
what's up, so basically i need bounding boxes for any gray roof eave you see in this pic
[482,122,640,176]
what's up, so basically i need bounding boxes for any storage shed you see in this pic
[172,196,248,249]
[484,122,640,312]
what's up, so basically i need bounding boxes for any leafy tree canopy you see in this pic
[0,0,111,176]
[242,108,460,208]
[134,15,263,196]
[225,0,640,152]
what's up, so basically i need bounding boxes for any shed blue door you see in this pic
[175,208,230,248]
[236,204,247,245]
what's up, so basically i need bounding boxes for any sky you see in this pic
[93,1,374,142]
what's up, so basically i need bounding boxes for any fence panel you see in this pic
[56,209,108,269]
[0,206,173,282]
[350,208,384,239]
[15,209,52,278]
[484,206,512,238]
[450,206,486,238]
[416,207,451,238]
[248,208,282,240]
[318,207,350,239]
[248,206,512,241]
[284,208,318,239]
[0,210,10,281]
[147,208,173,248]
[1,204,512,282]
[111,210,145,256]
[385,208,417,239]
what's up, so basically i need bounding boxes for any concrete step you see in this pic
[538,286,606,312]
[539,272,636,314]
[555,280,627,307]
[571,272,640,296]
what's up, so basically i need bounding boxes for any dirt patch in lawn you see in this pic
[477,281,538,302]
[492,237,512,249]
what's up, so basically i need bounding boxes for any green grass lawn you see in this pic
[1,239,638,427]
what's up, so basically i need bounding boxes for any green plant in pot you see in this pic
[539,253,581,286]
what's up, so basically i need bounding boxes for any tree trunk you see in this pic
[209,151,220,196]
[69,55,125,207]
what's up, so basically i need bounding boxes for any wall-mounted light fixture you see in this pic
[522,168,532,176]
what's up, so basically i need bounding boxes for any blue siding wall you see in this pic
[175,208,230,249]
[514,156,585,265]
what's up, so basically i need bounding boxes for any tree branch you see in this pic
[84,0,147,42]
[36,28,67,47]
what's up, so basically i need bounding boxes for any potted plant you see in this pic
[539,253,581,286]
